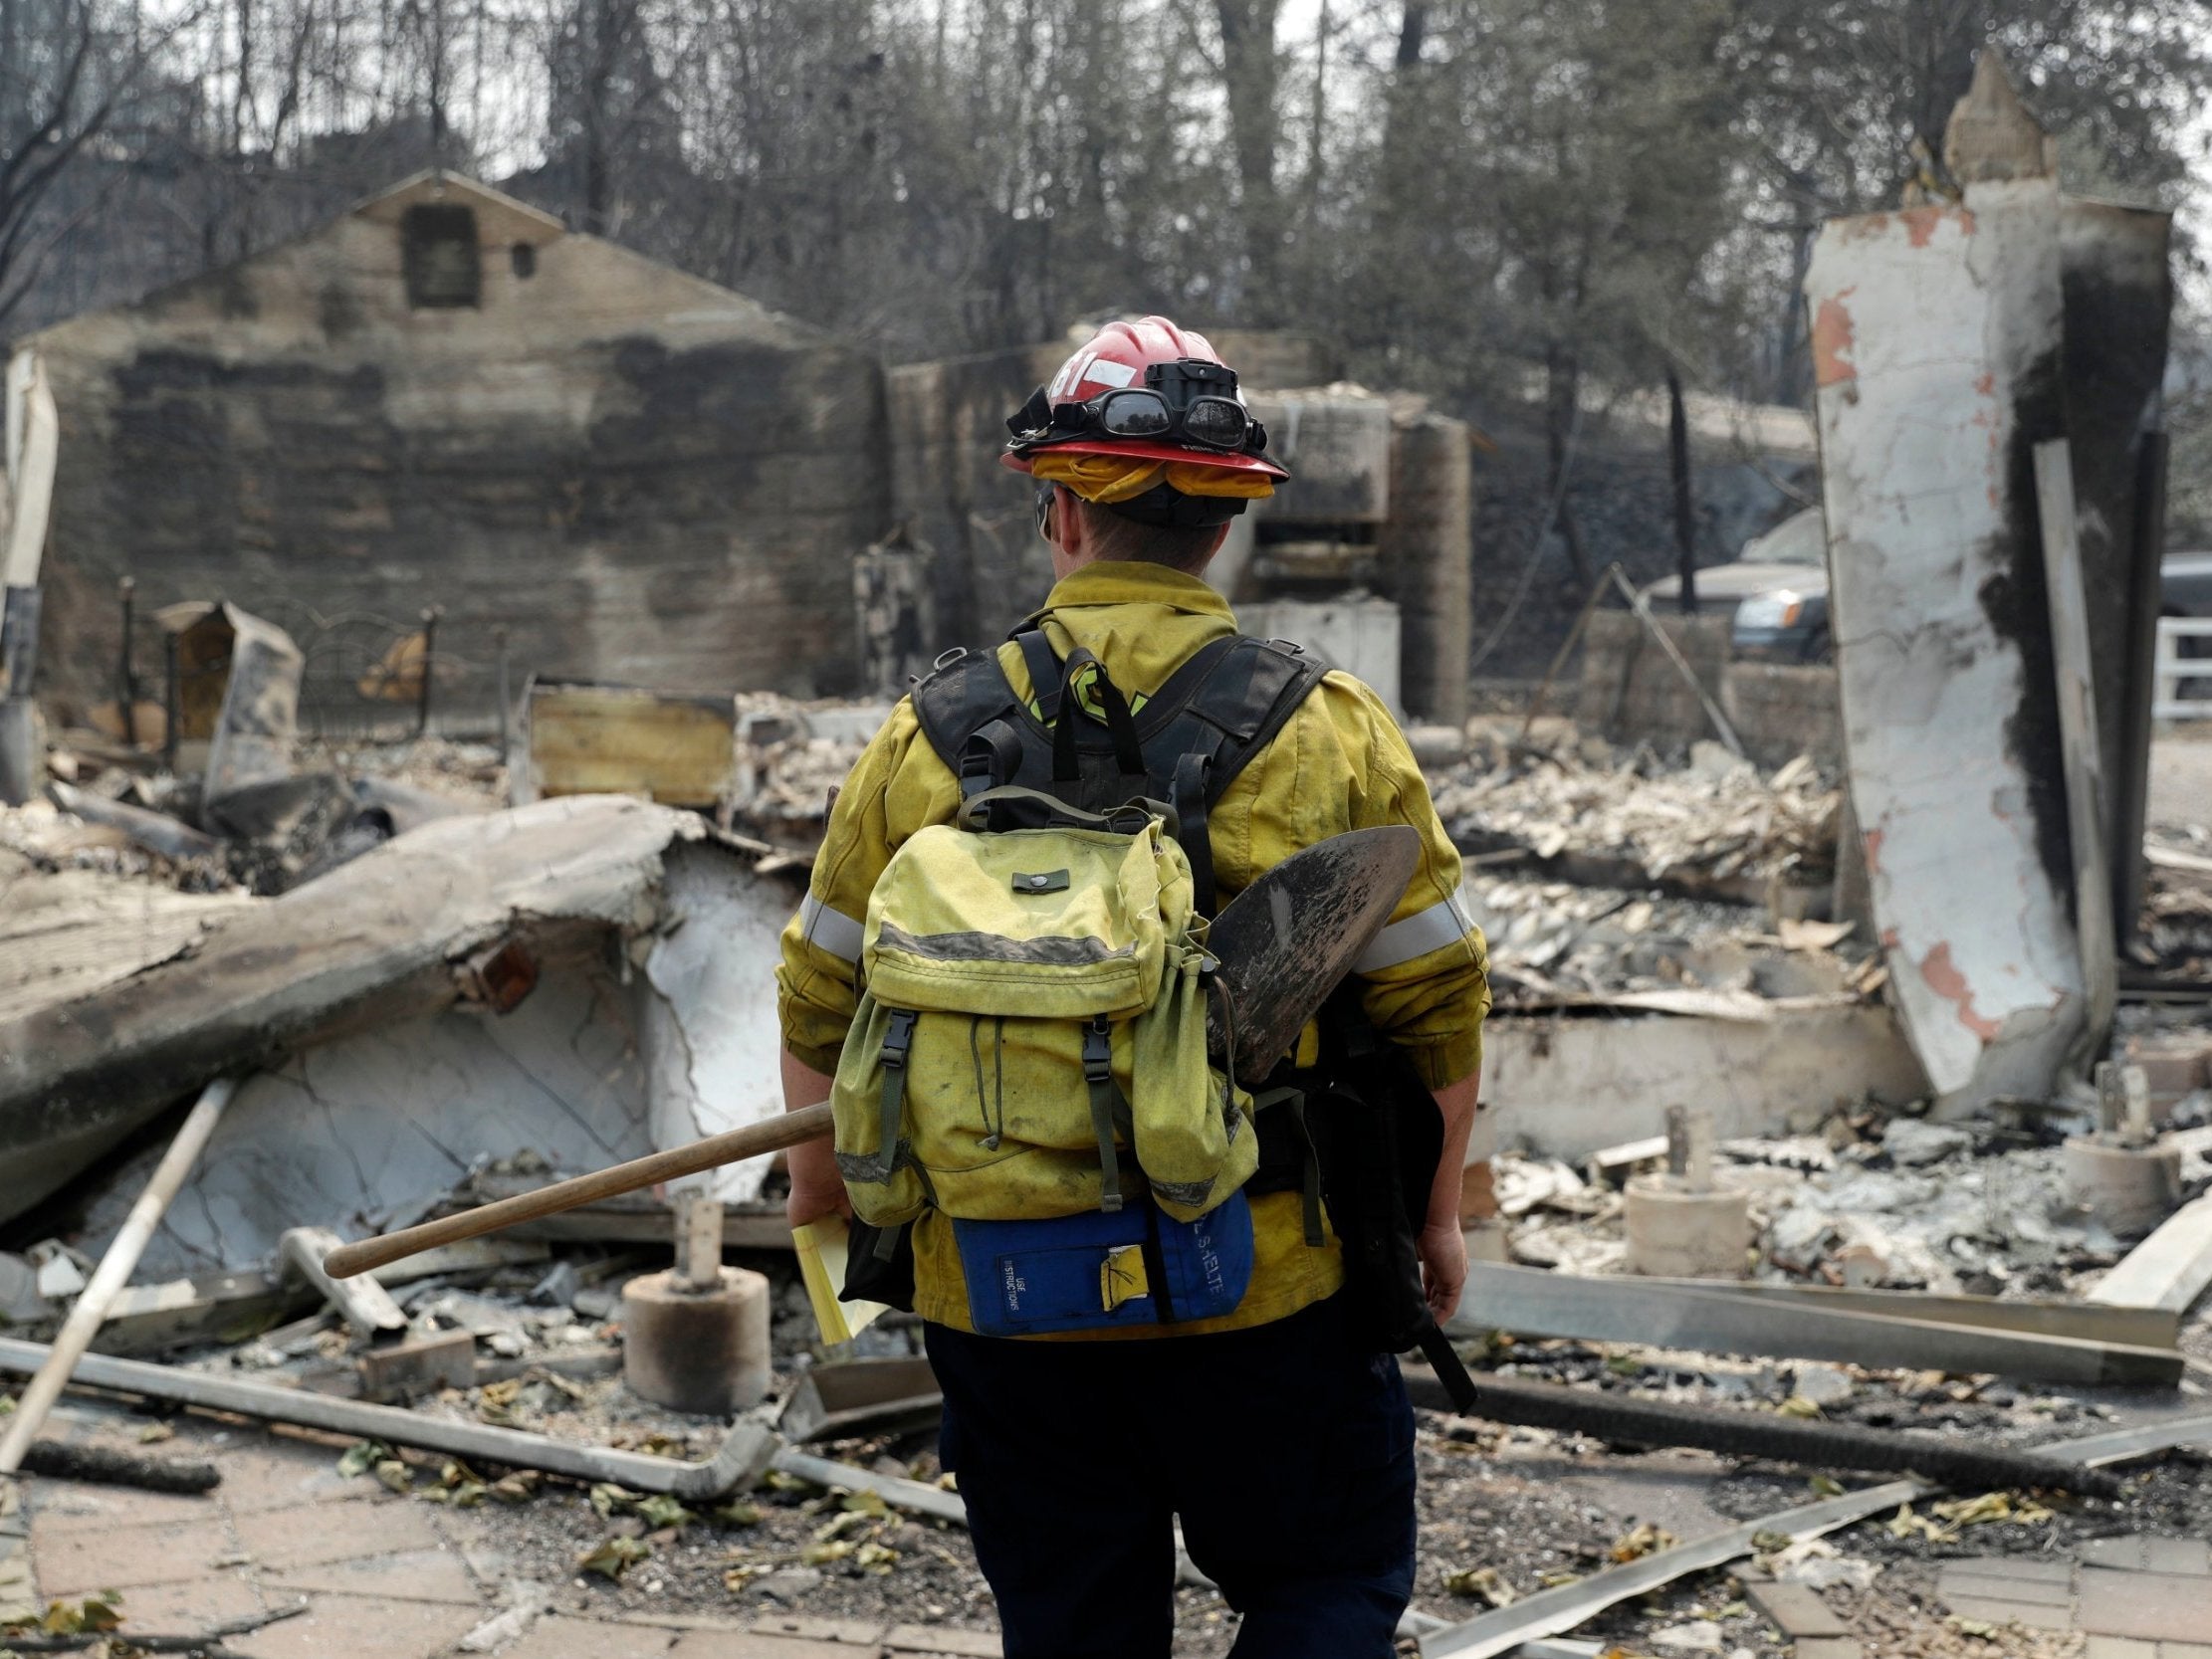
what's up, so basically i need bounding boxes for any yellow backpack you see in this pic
[829,788,1256,1229]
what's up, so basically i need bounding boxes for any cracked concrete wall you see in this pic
[70,960,654,1279]
[1805,184,2084,1109]
[1480,1003,1928,1159]
[639,841,796,1207]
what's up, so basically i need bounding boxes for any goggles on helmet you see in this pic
[1005,357,1270,459]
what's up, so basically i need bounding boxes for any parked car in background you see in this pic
[1643,507,1831,662]
[2162,550,2212,618]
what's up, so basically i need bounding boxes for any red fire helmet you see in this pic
[1000,315,1290,483]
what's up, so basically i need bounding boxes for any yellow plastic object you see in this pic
[791,1217,889,1347]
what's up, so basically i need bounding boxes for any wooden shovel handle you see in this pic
[323,1102,835,1279]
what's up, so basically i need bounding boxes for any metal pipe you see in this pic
[416,605,442,737]
[162,630,180,772]
[0,1337,776,1499]
[0,1077,237,1473]
[116,576,137,747]
[493,623,510,757]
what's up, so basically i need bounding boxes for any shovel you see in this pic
[324,825,1421,1280]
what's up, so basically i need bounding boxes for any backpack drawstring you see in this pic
[972,1015,1008,1150]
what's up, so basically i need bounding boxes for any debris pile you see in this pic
[2137,828,2212,976]
[9,601,502,911]
[1434,735,1843,896]
[731,693,886,835]
[1487,1097,2212,1300]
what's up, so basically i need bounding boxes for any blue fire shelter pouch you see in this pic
[952,1187,1255,1338]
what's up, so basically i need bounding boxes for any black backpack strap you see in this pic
[1171,749,1216,912]
[1146,637,1329,913]
[1050,647,1146,781]
[912,648,1027,801]
[910,632,1329,903]
[1015,630,1062,720]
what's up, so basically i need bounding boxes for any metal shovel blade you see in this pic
[1206,824,1422,1080]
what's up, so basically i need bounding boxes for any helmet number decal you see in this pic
[1048,350,1137,400]
[1048,351,1093,399]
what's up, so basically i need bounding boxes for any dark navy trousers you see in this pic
[924,1294,1417,1658]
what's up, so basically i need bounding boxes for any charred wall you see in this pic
[31,194,887,724]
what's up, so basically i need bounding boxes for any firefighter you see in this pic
[777,316,1489,1658]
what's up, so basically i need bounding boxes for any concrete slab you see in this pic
[1481,1004,1928,1158]
[231,1497,443,1571]
[1945,1555,2076,1584]
[2080,1566,2212,1642]
[504,1614,682,1658]
[197,1438,382,1514]
[228,1588,485,1659]
[100,1571,267,1633]
[1940,1595,2078,1632]
[1793,1642,1865,1659]
[1939,1568,2078,1607]
[884,1627,1001,1657]
[266,1545,483,1605]
[1743,1580,1850,1638]
[753,1615,888,1645]
[20,1480,222,1536]
[2086,1640,2158,1659]
[2080,1536,2212,1577]
[30,1516,231,1594]
[668,1632,880,1658]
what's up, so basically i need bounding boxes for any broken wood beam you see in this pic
[2034,439,2119,1067]
[0,1076,237,1475]
[2089,1191,2212,1316]
[1448,1262,2183,1385]
[277,1226,408,1339]
[1400,1366,2118,1496]
[0,1336,776,1499]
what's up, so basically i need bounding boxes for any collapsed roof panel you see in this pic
[0,794,801,1228]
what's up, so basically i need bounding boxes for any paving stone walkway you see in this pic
[4,1412,999,1659]
[1933,1539,2212,1657]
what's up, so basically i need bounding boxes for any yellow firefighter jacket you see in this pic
[776,561,1491,1336]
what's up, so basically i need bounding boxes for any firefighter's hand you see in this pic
[1418,1216,1467,1322]
[784,1131,852,1230]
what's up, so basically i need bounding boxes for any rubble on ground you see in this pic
[731,693,890,835]
[8,690,2212,1659]
[1433,733,1843,895]
[1489,1094,2212,1297]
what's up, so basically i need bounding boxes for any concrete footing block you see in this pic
[357,1328,477,1401]
[1625,1174,1749,1279]
[2064,1137,2182,1237]
[621,1266,772,1415]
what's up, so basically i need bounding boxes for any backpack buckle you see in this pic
[1080,1017,1113,1085]
[882,1008,918,1067]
